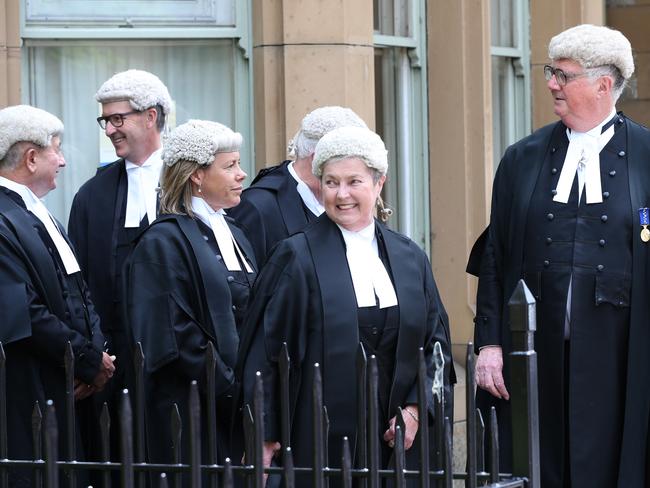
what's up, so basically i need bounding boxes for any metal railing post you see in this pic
[508,279,540,488]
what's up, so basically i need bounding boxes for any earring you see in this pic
[198,184,202,194]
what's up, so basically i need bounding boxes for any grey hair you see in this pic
[153,104,166,132]
[294,131,319,159]
[0,132,61,172]
[0,142,37,171]
[587,65,627,102]
[319,155,383,184]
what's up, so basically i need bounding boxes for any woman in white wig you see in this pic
[124,120,256,479]
[238,126,455,486]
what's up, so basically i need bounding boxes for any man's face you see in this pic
[31,136,65,198]
[547,58,602,131]
[100,100,150,163]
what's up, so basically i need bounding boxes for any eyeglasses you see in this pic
[543,65,589,87]
[96,110,141,129]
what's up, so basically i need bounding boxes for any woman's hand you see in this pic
[262,441,281,485]
[383,405,419,450]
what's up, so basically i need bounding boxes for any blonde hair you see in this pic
[159,158,201,217]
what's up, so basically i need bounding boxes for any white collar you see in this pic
[0,175,34,204]
[0,176,80,274]
[191,197,253,273]
[337,221,398,308]
[125,147,163,170]
[124,149,163,227]
[553,108,617,205]
[288,161,324,217]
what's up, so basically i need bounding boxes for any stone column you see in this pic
[0,0,21,107]
[608,0,650,127]
[427,0,492,356]
[252,0,375,168]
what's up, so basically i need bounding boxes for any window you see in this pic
[374,0,430,252]
[21,0,253,224]
[490,0,530,169]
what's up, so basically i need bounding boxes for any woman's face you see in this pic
[321,157,385,232]
[191,151,246,211]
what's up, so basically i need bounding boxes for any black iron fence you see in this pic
[0,280,539,487]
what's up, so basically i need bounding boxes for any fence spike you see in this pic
[394,411,406,488]
[253,372,265,488]
[63,341,76,487]
[489,406,500,484]
[133,341,146,486]
[120,389,134,488]
[367,355,379,488]
[100,402,111,488]
[242,403,254,468]
[223,457,233,488]
[341,437,352,488]
[322,405,330,470]
[279,342,291,453]
[189,381,201,487]
[443,417,452,488]
[465,344,477,488]
[44,399,58,488]
[476,408,485,474]
[508,280,540,488]
[417,347,431,488]
[159,472,168,488]
[312,363,325,488]
[0,342,7,488]
[355,342,368,488]
[31,401,43,488]
[171,403,182,487]
[205,342,218,478]
[283,447,295,488]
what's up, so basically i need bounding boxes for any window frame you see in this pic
[489,0,531,171]
[373,0,430,253]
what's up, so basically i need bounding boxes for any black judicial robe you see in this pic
[470,115,650,488]
[238,215,455,482]
[0,188,104,486]
[228,161,318,267]
[123,213,257,469]
[68,159,129,333]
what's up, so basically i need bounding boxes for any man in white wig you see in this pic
[468,24,650,487]
[0,105,114,486]
[228,105,367,267]
[67,69,171,467]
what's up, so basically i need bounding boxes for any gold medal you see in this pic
[642,226,650,242]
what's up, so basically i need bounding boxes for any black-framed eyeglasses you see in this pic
[96,110,141,129]
[543,65,589,87]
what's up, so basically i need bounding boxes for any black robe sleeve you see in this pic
[67,190,89,277]
[407,256,455,419]
[125,222,235,395]
[0,228,102,384]
[239,237,314,441]
[473,145,515,350]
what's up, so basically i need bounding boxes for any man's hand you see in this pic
[91,352,116,391]
[73,378,96,401]
[475,346,510,400]
[383,405,419,450]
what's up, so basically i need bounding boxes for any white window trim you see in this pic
[373,0,430,253]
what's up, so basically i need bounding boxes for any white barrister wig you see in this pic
[288,106,368,157]
[548,24,634,80]
[312,126,388,177]
[95,69,173,114]
[0,105,64,161]
[162,120,243,167]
